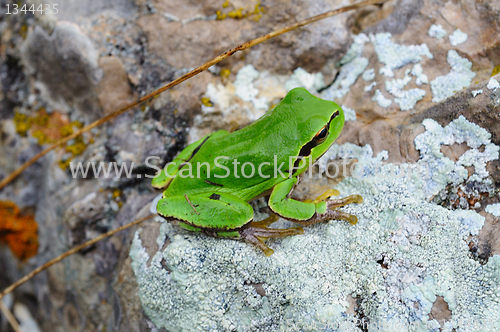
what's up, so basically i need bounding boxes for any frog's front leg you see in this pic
[268,177,362,226]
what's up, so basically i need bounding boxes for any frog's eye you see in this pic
[314,126,329,144]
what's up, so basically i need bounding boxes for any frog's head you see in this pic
[283,87,344,167]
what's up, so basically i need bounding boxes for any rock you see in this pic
[20,22,101,118]
[96,56,135,116]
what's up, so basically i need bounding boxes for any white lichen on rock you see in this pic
[201,64,273,118]
[370,32,433,77]
[362,68,375,81]
[372,89,392,107]
[449,29,468,46]
[411,63,429,85]
[339,33,369,65]
[322,56,368,101]
[131,116,500,332]
[341,105,357,121]
[233,65,269,110]
[414,116,499,196]
[193,65,290,142]
[430,50,476,102]
[394,89,426,111]
[428,24,447,39]
[472,89,483,97]
[322,34,369,101]
[487,77,500,90]
[385,69,412,91]
[364,82,376,92]
[284,67,325,93]
[485,203,500,217]
[385,69,426,111]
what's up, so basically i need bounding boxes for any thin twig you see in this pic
[184,194,200,214]
[0,214,155,301]
[0,300,21,332]
[0,0,388,192]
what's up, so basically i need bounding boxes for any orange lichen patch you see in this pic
[31,109,76,143]
[216,1,266,21]
[14,109,85,144]
[13,109,90,169]
[0,201,38,261]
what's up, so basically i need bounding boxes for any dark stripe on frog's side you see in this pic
[204,179,224,187]
[178,135,211,171]
[292,110,341,171]
[178,223,239,238]
[166,216,245,236]
[188,135,211,160]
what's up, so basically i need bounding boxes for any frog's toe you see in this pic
[312,188,341,203]
[344,213,358,225]
[326,194,363,209]
[240,224,303,256]
[243,235,275,256]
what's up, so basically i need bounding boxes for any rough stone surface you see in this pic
[20,22,101,118]
[96,56,135,116]
[0,0,499,331]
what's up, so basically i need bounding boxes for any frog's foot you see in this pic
[240,221,303,256]
[294,208,359,226]
[292,194,363,226]
[326,194,363,209]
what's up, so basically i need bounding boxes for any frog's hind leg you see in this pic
[292,207,358,226]
[269,177,363,227]
[156,191,254,231]
[157,192,302,256]
[240,221,303,256]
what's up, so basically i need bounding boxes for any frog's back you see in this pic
[163,88,342,201]
[164,118,295,201]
